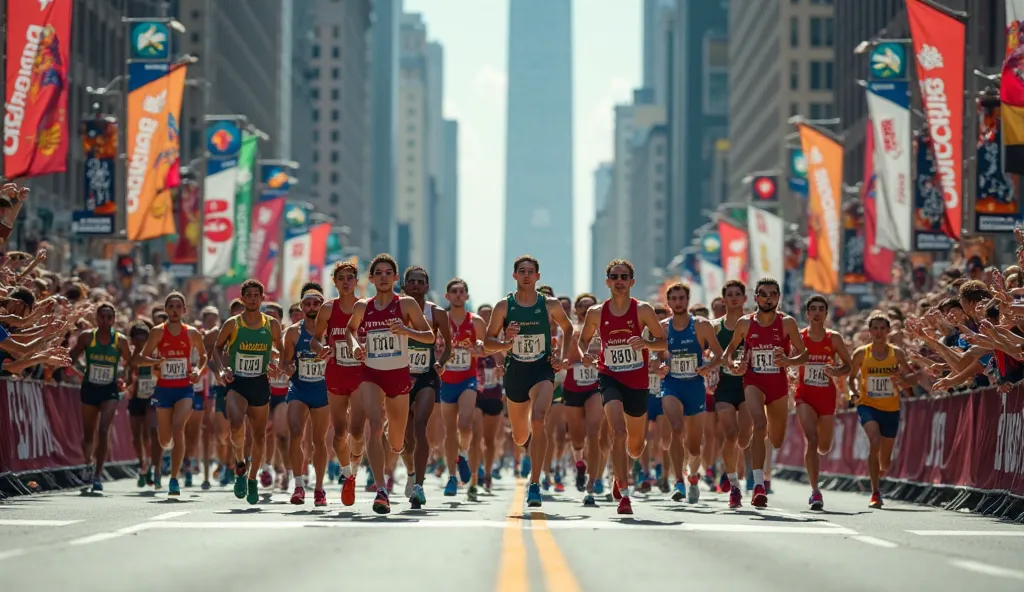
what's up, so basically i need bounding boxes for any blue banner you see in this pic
[284,203,310,241]
[700,232,721,268]
[787,147,808,195]
[259,162,293,201]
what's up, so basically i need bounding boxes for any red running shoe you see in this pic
[617,496,633,515]
[314,489,327,507]
[260,469,273,488]
[341,475,357,506]
[729,486,743,509]
[612,479,623,501]
[752,484,768,508]
[290,486,306,505]
[869,491,883,509]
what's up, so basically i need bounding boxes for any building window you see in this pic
[331,130,339,142]
[331,151,339,163]
[310,88,319,100]
[312,171,319,185]
[790,60,799,90]
[333,25,340,38]
[331,172,339,183]
[329,88,338,101]
[826,60,833,90]
[703,71,727,115]
[810,0,832,4]
[331,109,339,121]
[809,102,835,119]
[312,130,319,142]
[313,151,319,163]
[332,47,340,59]
[330,193,339,205]
[332,68,340,79]
[810,17,834,47]
[791,102,800,116]
[312,109,319,122]
[309,67,319,79]
[790,17,799,47]
[810,60,833,90]
[312,45,320,58]
[190,32,199,44]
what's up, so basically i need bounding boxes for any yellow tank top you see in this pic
[859,343,900,412]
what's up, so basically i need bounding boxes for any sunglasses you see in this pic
[757,291,779,298]
[607,273,631,281]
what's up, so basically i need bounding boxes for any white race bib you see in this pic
[333,340,360,367]
[706,369,720,390]
[648,373,662,394]
[670,353,699,379]
[867,375,893,398]
[605,344,643,372]
[804,364,830,387]
[572,364,598,385]
[161,358,188,381]
[751,349,779,374]
[409,349,430,374]
[298,358,327,381]
[137,377,156,398]
[447,348,471,372]
[512,333,546,362]
[89,364,115,385]
[366,330,401,360]
[724,346,745,376]
[234,354,264,378]
[483,368,498,389]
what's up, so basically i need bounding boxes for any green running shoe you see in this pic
[233,473,248,499]
[246,479,259,505]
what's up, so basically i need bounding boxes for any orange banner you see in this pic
[799,124,843,294]
[125,65,186,241]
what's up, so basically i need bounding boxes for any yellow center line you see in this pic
[495,478,528,592]
[528,510,582,592]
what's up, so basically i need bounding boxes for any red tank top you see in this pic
[359,295,407,371]
[327,298,361,370]
[743,312,790,378]
[797,327,836,397]
[442,311,478,384]
[598,298,648,390]
[157,324,192,388]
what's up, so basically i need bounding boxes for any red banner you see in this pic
[862,120,894,284]
[167,181,200,265]
[776,386,1024,497]
[250,197,285,301]
[0,380,136,474]
[906,0,965,240]
[3,0,72,179]
[718,220,748,283]
[308,222,331,284]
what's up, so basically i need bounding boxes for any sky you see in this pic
[402,0,641,304]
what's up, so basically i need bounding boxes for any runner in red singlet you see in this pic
[795,295,852,510]
[311,260,362,505]
[721,277,805,508]
[577,259,667,515]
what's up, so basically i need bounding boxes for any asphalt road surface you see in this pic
[1,470,1023,591]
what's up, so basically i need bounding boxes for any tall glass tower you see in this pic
[503,0,574,296]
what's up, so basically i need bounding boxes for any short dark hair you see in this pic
[805,295,828,312]
[164,291,186,307]
[446,277,468,292]
[369,253,398,276]
[96,302,116,316]
[129,322,150,338]
[574,292,597,308]
[7,287,34,310]
[557,295,571,306]
[958,279,991,304]
[229,298,245,312]
[263,302,283,317]
[404,265,429,285]
[654,304,670,315]
[665,283,690,299]
[332,260,358,277]
[476,303,492,313]
[288,303,301,314]
[755,277,781,293]
[301,281,323,295]
[721,280,746,297]
[867,312,891,328]
[513,255,539,273]
[938,297,962,312]
[537,284,554,297]
[240,279,265,296]
[605,259,634,278]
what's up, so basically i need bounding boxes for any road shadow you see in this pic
[611,517,685,527]
[811,509,871,517]
[318,513,419,524]
[77,490,104,498]
[877,506,931,513]
[726,509,827,523]
[129,491,160,498]
[657,504,718,515]
[217,507,265,514]
[513,512,589,523]
[148,498,196,504]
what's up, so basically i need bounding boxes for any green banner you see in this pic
[221,134,257,285]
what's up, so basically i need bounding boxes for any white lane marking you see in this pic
[951,559,1024,581]
[67,522,154,546]
[0,549,27,562]
[0,519,82,527]
[908,530,1024,537]
[149,511,190,521]
[851,535,898,548]
[138,520,859,534]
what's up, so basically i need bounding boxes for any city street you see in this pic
[1,471,1023,591]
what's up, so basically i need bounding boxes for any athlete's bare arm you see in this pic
[434,306,453,368]
[187,326,208,377]
[344,300,368,360]
[312,299,333,341]
[636,302,667,352]
[471,315,488,353]
[695,318,724,374]
[117,333,135,384]
[892,345,916,389]
[829,331,854,377]
[213,318,236,373]
[135,326,166,367]
[269,318,286,367]
[548,297,579,362]
[577,305,602,365]
[399,296,434,343]
[204,329,221,375]
[777,315,808,366]
[483,300,512,353]
[847,346,867,397]
[720,317,750,372]
[281,324,300,375]
[67,327,90,365]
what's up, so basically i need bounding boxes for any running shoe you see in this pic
[617,496,633,515]
[554,478,565,494]
[146,466,155,486]
[153,474,162,490]
[219,467,233,487]
[291,486,306,505]
[137,469,147,488]
[467,485,479,502]
[593,478,605,495]
[745,473,755,492]
[574,460,587,492]
[89,479,103,493]
[671,481,686,502]
[372,489,391,514]
[751,484,768,508]
[233,465,248,499]
[520,456,531,478]
[809,490,824,511]
[184,470,193,488]
[492,467,502,481]
[541,473,551,491]
[201,480,211,491]
[456,455,470,484]
[687,475,701,504]
[484,474,493,492]
[313,489,327,507]
[260,469,273,488]
[411,484,426,507]
[729,486,743,509]
[404,474,416,498]
[246,479,259,505]
[869,491,883,509]
[719,473,731,493]
[444,476,458,496]
[341,474,356,506]
[167,478,179,497]
[582,494,597,507]
[526,483,542,507]
[638,473,652,494]
[477,465,486,485]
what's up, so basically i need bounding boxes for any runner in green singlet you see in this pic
[712,279,753,509]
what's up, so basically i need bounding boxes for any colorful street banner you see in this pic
[907,0,965,239]
[862,121,894,285]
[913,133,955,251]
[258,161,293,201]
[309,222,331,286]
[72,118,117,235]
[866,80,913,251]
[718,220,748,284]
[975,100,1019,232]
[322,231,344,299]
[249,197,286,300]
[798,124,842,295]
[125,65,186,241]
[750,176,779,204]
[700,232,721,268]
[282,204,312,311]
[787,148,808,195]
[201,119,242,277]
[221,134,257,286]
[699,260,724,302]
[3,0,72,179]
[747,206,784,292]
[841,200,868,295]
[1001,0,1024,174]
[868,41,908,81]
[165,180,200,274]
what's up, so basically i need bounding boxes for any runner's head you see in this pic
[403,265,430,298]
[445,277,470,309]
[300,282,325,321]
[805,295,829,326]
[721,280,746,312]
[164,292,187,323]
[665,283,690,315]
[369,253,398,293]
[151,304,169,325]
[537,285,554,298]
[753,278,780,314]
[573,293,597,322]
[331,261,358,296]
[4,287,34,317]
[96,302,116,330]
[689,304,709,319]
[557,296,571,318]
[240,279,265,312]
[711,297,726,318]
[263,302,283,322]
[957,280,992,322]
[287,303,302,324]
[653,304,670,321]
[512,255,539,289]
[129,322,150,347]
[229,298,245,317]
[200,306,220,329]
[476,303,493,323]
[866,311,891,343]
[604,259,635,296]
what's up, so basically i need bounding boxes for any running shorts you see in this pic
[857,405,900,438]
[563,388,598,408]
[154,386,194,409]
[662,379,707,416]
[287,383,329,410]
[227,375,272,407]
[599,374,647,418]
[440,376,477,404]
[361,366,411,397]
[410,369,440,404]
[476,396,504,417]
[80,382,120,407]
[504,359,554,404]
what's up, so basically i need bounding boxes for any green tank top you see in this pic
[227,313,273,378]
[85,328,120,386]
[503,292,551,364]
[716,318,744,379]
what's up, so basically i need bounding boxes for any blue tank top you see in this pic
[290,320,327,391]
[664,315,705,387]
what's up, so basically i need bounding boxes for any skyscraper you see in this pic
[503,0,574,296]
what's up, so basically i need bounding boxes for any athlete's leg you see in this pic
[383,393,410,454]
[288,401,311,490]
[81,404,100,471]
[796,403,822,489]
[413,388,436,487]
[661,397,687,487]
[244,402,271,480]
[309,405,331,491]
[527,381,555,485]
[93,400,119,478]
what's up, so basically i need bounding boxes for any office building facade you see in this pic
[369,0,402,257]
[438,119,459,289]
[608,95,665,259]
[590,162,613,292]
[630,125,669,296]
[396,13,429,270]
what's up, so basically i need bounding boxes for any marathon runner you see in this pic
[795,295,852,510]
[127,322,160,488]
[263,302,292,489]
[578,259,667,515]
[713,280,751,508]
[721,277,806,508]
[213,280,284,504]
[69,302,134,492]
[134,292,208,497]
[212,299,245,487]
[473,303,504,493]
[484,255,578,508]
[693,304,723,493]
[563,293,603,504]
[346,253,435,514]
[848,312,913,509]
[641,304,671,495]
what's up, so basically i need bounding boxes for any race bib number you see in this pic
[573,364,598,385]
[648,373,662,393]
[724,346,744,376]
[483,368,498,388]
[447,348,471,372]
[89,364,115,385]
[137,377,156,398]
[804,364,830,387]
[234,354,264,378]
[408,349,430,374]
[867,375,893,398]
[298,358,327,381]
[333,340,360,367]
[161,358,188,381]
[366,330,401,359]
[670,354,699,379]
[751,349,779,374]
[705,369,720,390]
[512,333,545,362]
[605,344,643,372]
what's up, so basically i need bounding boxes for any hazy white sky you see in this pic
[403,0,641,304]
